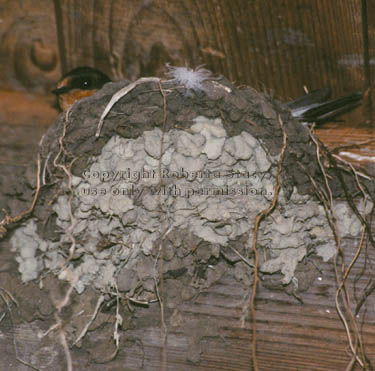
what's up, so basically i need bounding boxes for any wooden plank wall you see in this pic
[1,1,375,370]
[53,0,367,100]
[0,0,372,125]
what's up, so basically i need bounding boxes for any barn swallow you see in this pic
[287,88,362,124]
[52,66,111,111]
[53,66,362,124]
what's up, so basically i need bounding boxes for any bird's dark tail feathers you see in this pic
[288,88,362,123]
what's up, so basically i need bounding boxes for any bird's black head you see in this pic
[52,66,111,95]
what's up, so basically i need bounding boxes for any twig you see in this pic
[72,295,105,347]
[249,116,287,371]
[337,226,368,369]
[309,125,334,211]
[301,129,369,369]
[52,109,79,270]
[41,280,76,371]
[332,154,371,181]
[125,295,158,306]
[298,161,364,367]
[228,246,254,268]
[155,80,168,371]
[0,153,42,236]
[59,330,73,371]
[96,77,162,137]
[112,284,122,359]
[55,283,75,371]
[42,152,52,185]
[153,242,167,371]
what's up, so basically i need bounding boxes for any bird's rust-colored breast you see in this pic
[58,88,98,111]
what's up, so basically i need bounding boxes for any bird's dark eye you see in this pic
[71,76,93,90]
[79,78,92,89]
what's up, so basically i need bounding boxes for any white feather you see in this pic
[166,64,213,94]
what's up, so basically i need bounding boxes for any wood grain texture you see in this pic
[0,0,60,93]
[0,90,57,168]
[0,90,58,127]
[1,238,375,370]
[54,0,367,101]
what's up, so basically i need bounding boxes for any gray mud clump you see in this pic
[9,76,373,304]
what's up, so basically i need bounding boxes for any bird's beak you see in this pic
[51,86,70,95]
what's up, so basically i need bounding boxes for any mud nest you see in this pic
[2,71,375,368]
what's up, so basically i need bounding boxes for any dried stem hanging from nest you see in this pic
[299,126,374,370]
[249,115,288,371]
[0,153,42,238]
